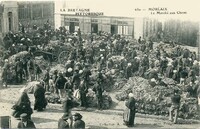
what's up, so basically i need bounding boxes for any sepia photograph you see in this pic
[0,0,200,128]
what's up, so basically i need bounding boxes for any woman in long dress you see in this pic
[123,93,136,127]
[12,88,33,119]
[34,83,47,111]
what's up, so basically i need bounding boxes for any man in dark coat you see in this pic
[53,70,59,94]
[58,113,70,129]
[95,82,103,106]
[43,68,50,92]
[160,56,168,74]
[63,92,74,113]
[138,36,141,44]
[123,93,136,127]
[125,63,132,79]
[94,72,104,110]
[34,83,47,111]
[131,57,140,75]
[180,67,188,85]
[72,113,85,129]
[165,63,174,78]
[17,113,36,129]
[1,59,9,87]
[169,89,181,124]
[79,81,88,108]
[15,58,24,84]
[82,64,91,89]
[72,69,81,90]
[56,73,67,98]
[62,92,79,127]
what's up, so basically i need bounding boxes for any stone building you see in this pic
[54,1,161,39]
[0,1,19,37]
[0,1,54,38]
[59,14,134,37]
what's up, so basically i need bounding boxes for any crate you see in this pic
[0,116,11,129]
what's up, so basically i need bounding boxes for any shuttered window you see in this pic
[32,4,42,19]
[18,5,31,19]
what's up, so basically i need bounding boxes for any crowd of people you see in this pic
[1,21,200,128]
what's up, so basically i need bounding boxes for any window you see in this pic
[123,26,128,35]
[65,26,69,31]
[43,4,53,18]
[32,4,42,19]
[118,26,123,34]
[18,5,31,19]
[8,12,13,31]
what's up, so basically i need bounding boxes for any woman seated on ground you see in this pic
[12,88,33,119]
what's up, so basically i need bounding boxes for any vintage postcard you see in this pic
[0,0,200,128]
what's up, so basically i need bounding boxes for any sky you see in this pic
[1,0,200,22]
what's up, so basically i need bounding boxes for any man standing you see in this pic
[58,113,70,129]
[72,113,85,129]
[62,91,76,127]
[1,59,9,87]
[94,72,104,110]
[138,36,141,44]
[53,70,59,94]
[17,113,36,129]
[43,68,50,92]
[72,69,81,90]
[56,73,67,99]
[123,93,136,127]
[15,58,24,84]
[169,89,181,124]
[79,81,88,108]
[82,64,91,89]
[27,57,35,81]
[125,63,132,79]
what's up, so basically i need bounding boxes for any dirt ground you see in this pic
[0,84,200,129]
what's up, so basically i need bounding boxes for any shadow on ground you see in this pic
[134,123,163,128]
[177,119,200,124]
[87,125,108,129]
[32,117,57,124]
[44,108,63,113]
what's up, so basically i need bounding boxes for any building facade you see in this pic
[60,14,134,37]
[0,1,19,37]
[0,1,54,37]
[18,1,54,29]
[54,1,161,39]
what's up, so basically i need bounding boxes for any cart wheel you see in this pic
[58,51,69,64]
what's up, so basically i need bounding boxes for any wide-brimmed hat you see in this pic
[73,113,82,119]
[20,113,28,119]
